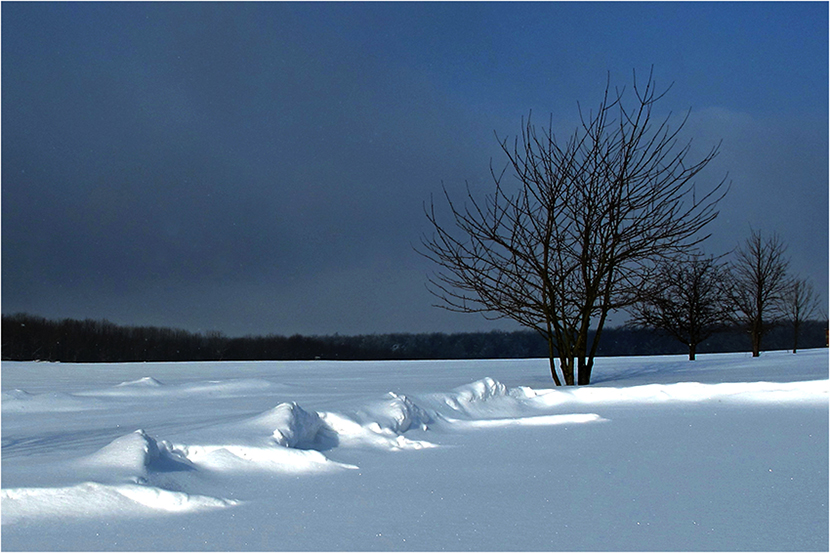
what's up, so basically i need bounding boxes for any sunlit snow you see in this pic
[2,350,827,550]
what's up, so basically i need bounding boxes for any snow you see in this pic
[2,349,828,550]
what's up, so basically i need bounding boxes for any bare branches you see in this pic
[628,252,733,360]
[418,69,727,385]
[729,229,790,356]
[783,276,822,353]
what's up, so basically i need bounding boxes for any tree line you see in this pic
[2,312,825,364]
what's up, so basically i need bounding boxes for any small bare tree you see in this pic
[783,276,821,353]
[628,252,733,360]
[420,69,728,385]
[729,230,790,357]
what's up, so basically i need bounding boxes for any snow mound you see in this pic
[363,392,433,434]
[162,403,358,472]
[1,482,238,525]
[2,388,34,400]
[321,411,437,451]
[80,429,194,478]
[240,399,435,452]
[436,377,536,417]
[384,392,433,433]
[268,402,325,448]
[116,376,164,387]
[241,402,326,448]
[311,392,437,451]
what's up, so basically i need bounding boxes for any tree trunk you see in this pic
[688,342,696,361]
[792,322,800,354]
[546,338,562,386]
[575,322,593,386]
[577,356,592,386]
[751,325,761,357]
[560,356,576,386]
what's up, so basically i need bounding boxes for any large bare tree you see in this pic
[729,229,790,357]
[420,69,728,385]
[628,252,733,361]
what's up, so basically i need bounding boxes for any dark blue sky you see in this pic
[3,2,827,336]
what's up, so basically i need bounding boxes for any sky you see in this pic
[2,2,828,337]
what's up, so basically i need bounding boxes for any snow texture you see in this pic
[2,349,827,551]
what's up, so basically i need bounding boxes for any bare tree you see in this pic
[729,230,790,357]
[783,276,821,353]
[628,252,733,360]
[420,69,728,385]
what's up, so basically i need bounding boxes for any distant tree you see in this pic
[729,230,790,357]
[628,252,733,360]
[420,68,728,385]
[783,276,822,353]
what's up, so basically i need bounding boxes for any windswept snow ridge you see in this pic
[433,378,608,428]
[1,483,239,525]
[163,402,359,473]
[4,376,600,524]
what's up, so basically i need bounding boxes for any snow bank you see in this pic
[1,482,238,525]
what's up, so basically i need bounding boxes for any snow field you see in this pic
[1,349,827,550]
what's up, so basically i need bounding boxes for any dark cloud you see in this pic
[3,2,827,336]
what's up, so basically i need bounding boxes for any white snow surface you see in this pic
[2,350,827,551]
